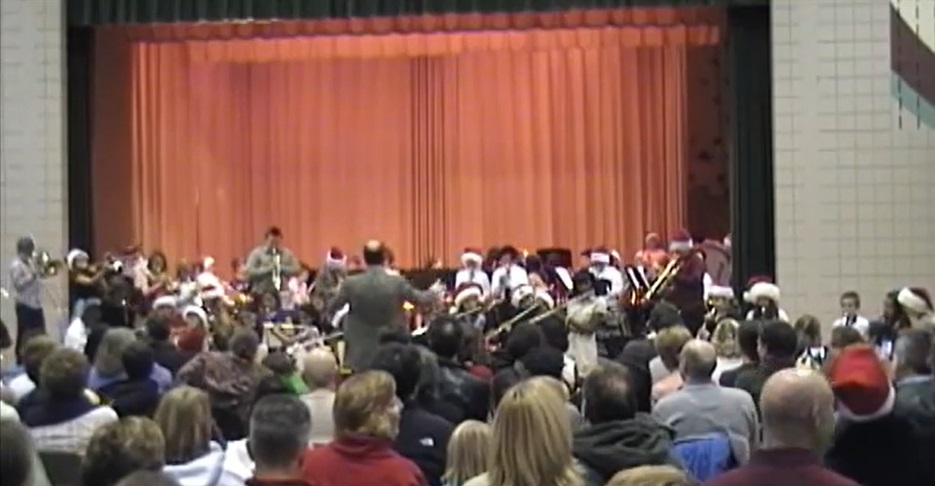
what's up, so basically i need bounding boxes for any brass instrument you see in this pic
[271,250,283,291]
[624,256,683,309]
[30,250,65,277]
[483,291,594,341]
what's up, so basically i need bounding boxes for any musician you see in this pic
[327,240,442,372]
[310,248,347,326]
[8,237,48,358]
[566,270,608,376]
[284,264,312,311]
[452,283,486,330]
[745,281,790,322]
[142,251,173,298]
[635,233,668,276]
[588,247,624,296]
[490,245,529,299]
[665,230,707,336]
[119,244,148,291]
[66,249,105,320]
[699,285,741,339]
[831,291,870,337]
[455,248,491,296]
[195,256,226,302]
[245,226,300,296]
[896,287,935,330]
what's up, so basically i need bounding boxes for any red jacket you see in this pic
[301,435,427,486]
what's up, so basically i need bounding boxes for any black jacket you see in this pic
[150,340,194,375]
[825,413,929,486]
[436,357,490,423]
[573,414,678,485]
[393,404,453,486]
[97,377,161,417]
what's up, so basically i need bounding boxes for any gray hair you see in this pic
[894,329,933,375]
[248,394,311,468]
[94,328,137,377]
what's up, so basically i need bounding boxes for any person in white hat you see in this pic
[745,282,790,322]
[587,247,624,296]
[490,246,529,300]
[455,248,491,297]
[699,285,740,339]
[896,287,935,330]
[196,256,226,303]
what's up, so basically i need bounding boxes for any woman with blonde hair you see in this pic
[464,376,583,486]
[442,420,492,486]
[710,318,743,382]
[300,370,425,486]
[154,386,241,486]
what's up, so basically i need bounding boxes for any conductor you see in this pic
[329,240,442,372]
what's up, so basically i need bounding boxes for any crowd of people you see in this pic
[1,230,934,486]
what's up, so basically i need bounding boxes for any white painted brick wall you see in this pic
[0,0,68,350]
[773,0,935,328]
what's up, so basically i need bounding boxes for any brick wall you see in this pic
[772,0,935,328]
[0,0,67,348]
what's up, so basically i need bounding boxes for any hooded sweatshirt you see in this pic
[164,442,244,486]
[573,414,678,483]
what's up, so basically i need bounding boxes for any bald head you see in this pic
[760,368,835,449]
[302,347,338,389]
[363,240,385,266]
[679,340,717,381]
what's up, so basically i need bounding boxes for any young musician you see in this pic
[245,226,300,296]
[566,270,608,376]
[635,232,668,276]
[8,237,48,358]
[455,248,491,296]
[745,280,790,322]
[452,283,486,330]
[311,248,347,326]
[66,249,106,320]
[698,285,740,339]
[832,291,870,337]
[195,256,226,303]
[664,230,707,336]
[490,245,529,300]
[588,247,624,296]
[896,287,935,330]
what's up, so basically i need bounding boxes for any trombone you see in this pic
[483,291,594,341]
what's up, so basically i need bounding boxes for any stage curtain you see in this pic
[92,9,720,271]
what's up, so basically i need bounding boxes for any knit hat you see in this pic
[460,248,484,266]
[453,283,483,308]
[828,345,895,422]
[669,229,693,252]
[326,247,346,267]
[897,287,933,314]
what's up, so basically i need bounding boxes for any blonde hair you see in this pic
[711,318,741,358]
[606,465,691,486]
[655,326,693,370]
[442,420,492,485]
[488,377,582,486]
[154,386,213,464]
[333,370,399,440]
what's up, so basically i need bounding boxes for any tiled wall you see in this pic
[0,0,68,348]
[772,0,935,328]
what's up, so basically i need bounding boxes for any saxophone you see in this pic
[271,251,283,292]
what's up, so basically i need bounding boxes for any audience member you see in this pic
[262,351,309,395]
[246,394,314,486]
[710,319,743,382]
[415,344,463,424]
[300,347,338,446]
[98,340,161,417]
[90,328,172,393]
[116,471,181,486]
[301,370,427,486]
[146,315,194,374]
[793,315,828,370]
[521,346,586,429]
[574,361,676,483]
[537,315,579,389]
[20,347,118,453]
[718,321,760,387]
[428,317,490,422]
[441,420,491,486]
[0,419,51,486]
[653,340,758,464]
[892,328,935,479]
[824,345,927,486]
[829,327,864,352]
[702,369,859,486]
[735,320,797,407]
[6,335,57,402]
[607,465,692,486]
[651,326,693,403]
[465,377,582,486]
[64,304,102,353]
[371,343,453,485]
[81,417,167,486]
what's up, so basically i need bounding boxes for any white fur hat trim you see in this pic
[897,287,931,314]
[748,282,780,303]
[454,286,483,307]
[66,249,89,269]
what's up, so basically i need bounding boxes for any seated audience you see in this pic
[6,335,58,402]
[824,345,927,486]
[734,320,798,408]
[155,386,241,486]
[20,348,118,453]
[710,319,743,383]
[300,347,339,446]
[793,315,827,370]
[98,340,162,417]
[465,376,582,486]
[64,304,103,353]
[651,326,693,403]
[574,361,677,484]
[262,351,309,395]
[829,326,864,353]
[0,419,51,486]
[176,328,272,440]
[718,321,760,387]
[116,471,181,486]
[222,376,296,482]
[246,394,314,486]
[414,345,462,424]
[702,369,859,486]
[81,416,166,486]
[537,315,579,390]
[492,322,543,372]
[653,340,758,464]
[427,317,490,422]
[146,315,194,374]
[371,343,453,485]
[521,346,586,429]
[607,465,692,486]
[441,420,492,486]
[89,328,172,393]
[301,370,427,486]
[892,328,935,479]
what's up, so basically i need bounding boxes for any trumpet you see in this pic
[30,250,65,277]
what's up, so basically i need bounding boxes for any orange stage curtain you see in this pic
[92,8,722,272]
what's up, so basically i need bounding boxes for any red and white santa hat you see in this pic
[708,285,734,299]
[828,345,895,422]
[66,248,90,269]
[461,248,484,266]
[535,289,555,309]
[326,247,346,268]
[897,287,934,315]
[511,284,536,308]
[746,281,781,304]
[453,283,483,308]
[152,295,178,310]
[183,305,209,325]
[590,247,611,265]
[742,275,775,303]
[669,229,694,252]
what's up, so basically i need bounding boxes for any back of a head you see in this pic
[649,302,684,332]
[737,320,762,361]
[0,420,33,486]
[21,335,59,383]
[115,471,180,486]
[491,368,525,412]
[654,325,692,370]
[760,320,798,359]
[362,240,386,266]
[711,319,740,358]
[377,327,412,345]
[145,315,172,342]
[249,394,312,470]
[333,370,397,439]
[679,340,717,382]
[122,340,155,380]
[96,328,137,376]
[427,316,464,359]
[262,351,295,376]
[154,386,212,465]
[40,348,89,400]
[537,315,570,353]
[606,465,691,486]
[582,361,636,423]
[793,315,822,346]
[302,347,338,389]
[369,343,422,400]
[81,304,104,327]
[229,328,260,361]
[505,322,543,361]
[444,420,493,485]
[82,417,166,486]
[521,346,565,381]
[831,325,864,350]
[759,368,834,448]
[894,329,933,375]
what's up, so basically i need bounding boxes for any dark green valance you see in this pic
[68,0,767,26]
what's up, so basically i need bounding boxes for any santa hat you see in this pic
[460,248,484,266]
[743,276,774,303]
[182,305,208,325]
[708,285,734,299]
[202,256,215,271]
[669,229,693,252]
[828,345,895,422]
[66,249,89,269]
[152,295,178,310]
[746,281,780,304]
[453,284,483,308]
[897,287,934,314]
[610,250,621,263]
[511,284,535,308]
[590,247,611,265]
[535,289,555,309]
[326,247,347,267]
